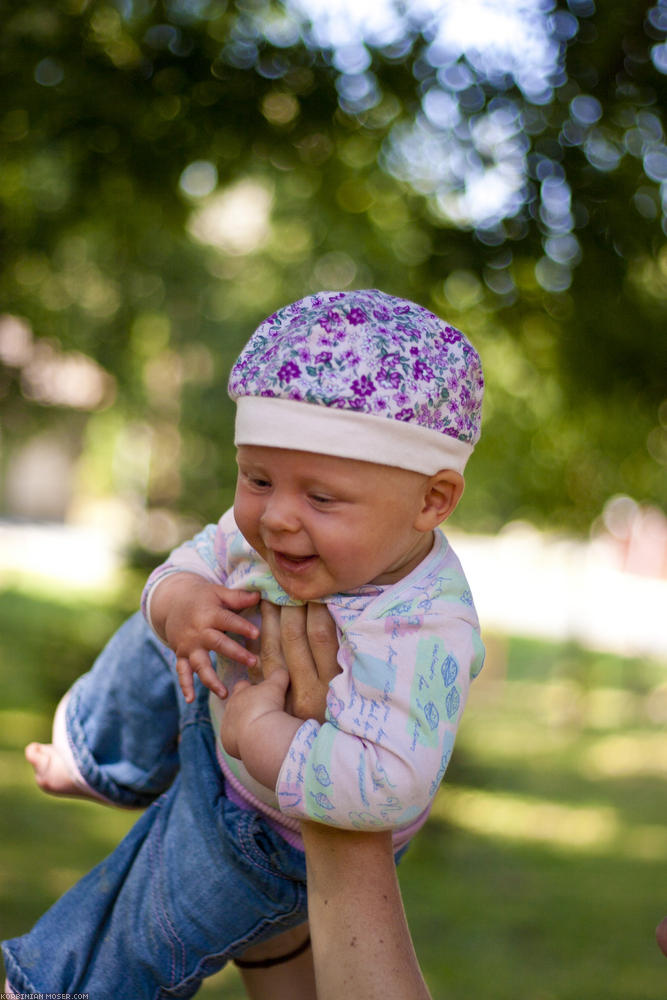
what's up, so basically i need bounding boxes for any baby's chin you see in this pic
[280,583,330,603]
[275,575,335,604]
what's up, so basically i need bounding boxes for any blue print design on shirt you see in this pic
[408,636,453,750]
[423,702,439,730]
[391,803,423,827]
[279,791,303,810]
[446,686,460,719]
[228,530,250,563]
[357,751,369,806]
[429,729,456,796]
[442,654,458,686]
[348,810,385,829]
[349,647,398,693]
[313,764,332,787]
[182,525,220,574]
[310,792,335,810]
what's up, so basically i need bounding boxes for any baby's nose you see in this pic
[260,494,300,533]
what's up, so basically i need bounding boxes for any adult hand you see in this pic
[220,601,340,787]
[255,601,341,723]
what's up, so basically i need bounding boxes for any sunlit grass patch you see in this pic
[434,781,667,862]
[433,784,621,853]
[582,732,667,779]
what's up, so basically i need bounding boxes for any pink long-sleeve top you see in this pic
[142,508,484,848]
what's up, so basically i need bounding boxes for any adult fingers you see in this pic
[305,604,341,683]
[280,605,316,684]
[281,605,334,724]
[259,601,287,678]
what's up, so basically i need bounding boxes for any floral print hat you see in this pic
[228,289,484,475]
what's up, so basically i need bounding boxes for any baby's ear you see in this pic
[415,470,464,531]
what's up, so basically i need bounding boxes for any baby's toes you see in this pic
[25,742,77,795]
[25,741,50,779]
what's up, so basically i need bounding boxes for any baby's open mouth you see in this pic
[273,551,318,573]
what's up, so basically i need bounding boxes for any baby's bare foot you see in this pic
[25,742,98,800]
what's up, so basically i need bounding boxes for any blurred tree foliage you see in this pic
[0,0,665,542]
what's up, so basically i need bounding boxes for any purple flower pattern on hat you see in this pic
[228,289,484,446]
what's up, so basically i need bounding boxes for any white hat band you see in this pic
[234,396,473,475]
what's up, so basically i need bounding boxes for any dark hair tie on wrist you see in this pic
[233,934,311,969]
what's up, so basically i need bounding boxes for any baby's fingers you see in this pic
[179,650,228,702]
[176,657,196,704]
[210,602,260,645]
[205,629,258,671]
[215,587,261,613]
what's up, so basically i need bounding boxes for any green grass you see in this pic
[1,583,666,998]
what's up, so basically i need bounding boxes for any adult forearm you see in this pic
[301,823,432,1000]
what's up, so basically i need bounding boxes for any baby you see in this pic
[4,289,485,999]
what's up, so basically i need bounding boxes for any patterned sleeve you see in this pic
[275,610,485,831]
[140,513,232,625]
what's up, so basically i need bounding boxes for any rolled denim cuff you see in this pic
[52,691,117,805]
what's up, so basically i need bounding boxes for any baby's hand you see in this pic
[219,602,342,790]
[221,669,300,789]
[220,668,291,761]
[150,573,261,703]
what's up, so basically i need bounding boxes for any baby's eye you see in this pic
[310,493,335,505]
[245,473,271,489]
